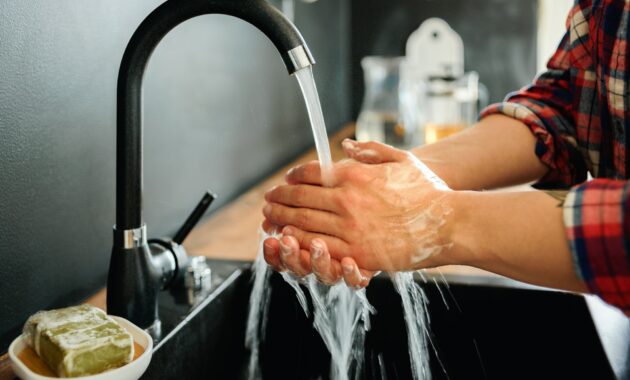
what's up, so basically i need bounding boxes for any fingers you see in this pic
[310,239,343,285]
[263,203,343,236]
[278,235,312,277]
[341,257,374,288]
[265,184,340,213]
[265,232,375,289]
[263,236,314,280]
[286,161,324,186]
[263,237,284,272]
[262,219,280,235]
[342,138,409,164]
[281,225,350,257]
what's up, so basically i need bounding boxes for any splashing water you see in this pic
[295,67,375,379]
[245,236,273,380]
[281,273,375,380]
[246,231,373,380]
[245,66,435,380]
[391,272,432,380]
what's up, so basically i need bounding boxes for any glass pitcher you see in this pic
[356,56,420,150]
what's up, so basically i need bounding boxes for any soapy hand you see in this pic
[262,139,455,287]
[260,231,374,287]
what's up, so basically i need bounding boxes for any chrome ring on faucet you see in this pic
[288,44,315,73]
[113,225,148,249]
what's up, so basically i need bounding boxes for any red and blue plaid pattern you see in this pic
[564,180,630,310]
[481,0,630,313]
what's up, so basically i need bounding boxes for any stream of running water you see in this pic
[245,66,434,380]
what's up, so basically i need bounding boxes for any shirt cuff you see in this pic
[563,179,630,313]
[481,101,586,189]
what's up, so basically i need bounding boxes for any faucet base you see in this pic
[107,240,161,329]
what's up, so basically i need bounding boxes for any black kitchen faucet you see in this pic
[107,0,315,335]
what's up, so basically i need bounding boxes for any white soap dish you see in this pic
[8,316,153,380]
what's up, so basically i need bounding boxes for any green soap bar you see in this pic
[23,304,134,377]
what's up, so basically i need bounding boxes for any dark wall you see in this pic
[0,0,350,351]
[350,0,539,116]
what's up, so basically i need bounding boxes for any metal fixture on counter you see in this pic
[185,256,213,306]
[107,0,316,337]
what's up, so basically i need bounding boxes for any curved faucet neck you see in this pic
[115,0,314,230]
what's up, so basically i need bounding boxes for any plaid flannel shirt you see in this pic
[481,0,630,314]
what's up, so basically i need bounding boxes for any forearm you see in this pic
[448,190,588,293]
[411,115,548,191]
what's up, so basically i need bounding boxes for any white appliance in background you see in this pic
[403,17,464,80]
[401,18,486,146]
[356,18,486,149]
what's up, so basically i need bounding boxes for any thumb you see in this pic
[341,138,409,164]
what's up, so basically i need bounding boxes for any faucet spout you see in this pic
[107,0,315,330]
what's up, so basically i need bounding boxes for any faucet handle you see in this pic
[173,190,217,245]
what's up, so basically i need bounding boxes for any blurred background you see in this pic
[0,0,572,351]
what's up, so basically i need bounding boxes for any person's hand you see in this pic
[261,139,385,288]
[262,139,456,283]
[261,232,374,287]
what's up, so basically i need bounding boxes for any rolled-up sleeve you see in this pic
[481,29,587,189]
[564,179,630,313]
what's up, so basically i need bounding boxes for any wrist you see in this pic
[411,148,462,191]
[441,190,486,267]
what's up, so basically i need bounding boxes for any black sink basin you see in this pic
[141,260,626,380]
